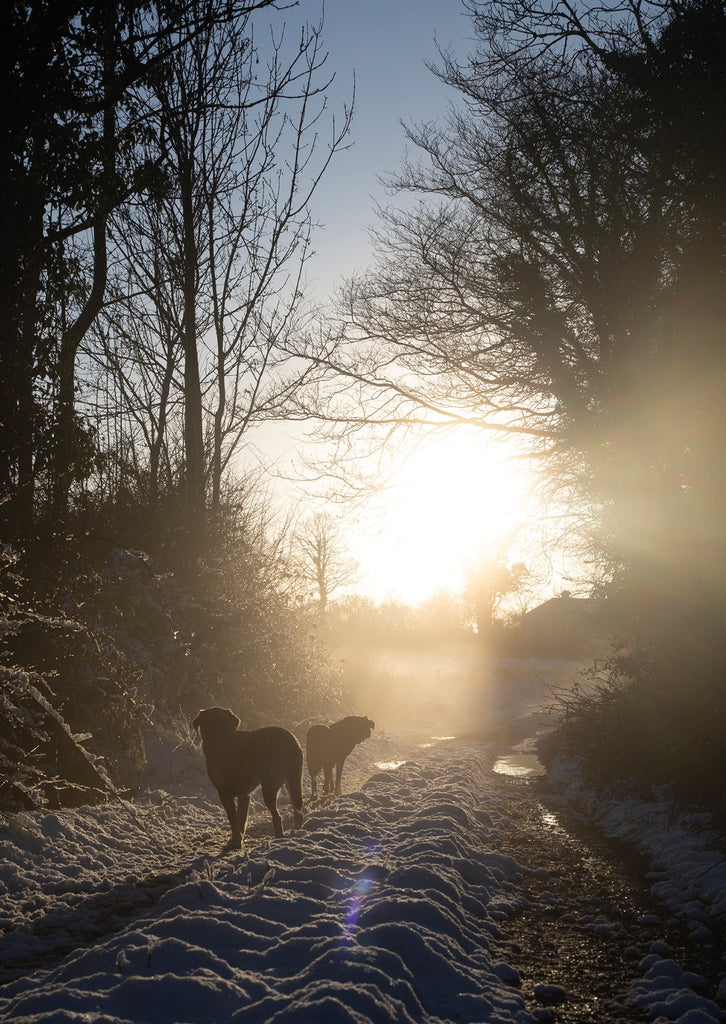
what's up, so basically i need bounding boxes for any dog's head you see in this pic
[192,706,241,742]
[350,715,374,742]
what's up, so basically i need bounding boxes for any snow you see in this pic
[1,722,725,1023]
[546,755,726,925]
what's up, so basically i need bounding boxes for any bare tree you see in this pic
[1,0,279,534]
[295,0,726,618]
[295,513,359,614]
[90,5,351,538]
[464,556,530,638]
[202,15,351,514]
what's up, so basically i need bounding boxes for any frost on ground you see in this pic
[0,731,725,1024]
[0,740,533,1023]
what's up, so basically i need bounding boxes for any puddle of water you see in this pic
[540,809,569,836]
[493,753,545,778]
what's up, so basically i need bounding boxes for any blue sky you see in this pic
[306,0,468,296]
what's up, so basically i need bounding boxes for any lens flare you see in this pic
[342,840,384,941]
[343,875,376,940]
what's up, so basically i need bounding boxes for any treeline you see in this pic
[1,0,350,547]
[1,1,357,810]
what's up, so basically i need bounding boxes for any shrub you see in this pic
[540,641,726,811]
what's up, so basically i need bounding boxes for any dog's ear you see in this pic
[368,718,375,731]
[192,710,203,734]
[223,707,241,731]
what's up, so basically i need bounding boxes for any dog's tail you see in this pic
[288,747,304,831]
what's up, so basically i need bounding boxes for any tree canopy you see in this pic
[300,0,726,628]
[0,0,350,545]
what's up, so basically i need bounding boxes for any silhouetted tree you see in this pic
[0,0,280,536]
[464,557,530,639]
[83,6,350,541]
[296,513,359,614]
[299,0,726,638]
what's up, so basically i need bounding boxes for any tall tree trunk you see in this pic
[211,311,225,513]
[52,13,114,526]
[148,356,173,511]
[211,386,224,514]
[147,251,176,511]
[53,209,108,525]
[2,145,45,537]
[180,161,205,528]
[15,248,41,534]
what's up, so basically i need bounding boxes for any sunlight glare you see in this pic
[351,434,532,604]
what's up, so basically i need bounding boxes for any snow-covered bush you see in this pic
[0,526,344,807]
[0,665,111,810]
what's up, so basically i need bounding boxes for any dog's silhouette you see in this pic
[306,715,375,798]
[193,706,303,849]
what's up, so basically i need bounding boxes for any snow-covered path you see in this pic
[0,730,432,983]
[1,733,725,1023]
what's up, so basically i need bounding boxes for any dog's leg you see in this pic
[310,770,318,799]
[236,791,251,841]
[218,789,242,851]
[261,781,283,837]
[323,764,333,797]
[287,765,304,831]
[334,760,344,796]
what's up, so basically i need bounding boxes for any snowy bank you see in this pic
[1,736,725,1023]
[1,741,533,1024]
[545,754,726,924]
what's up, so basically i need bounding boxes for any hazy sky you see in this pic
[252,3,545,605]
[257,2,542,605]
[306,0,468,296]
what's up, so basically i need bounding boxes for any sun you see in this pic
[350,432,533,604]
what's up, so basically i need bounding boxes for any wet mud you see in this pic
[490,766,726,1022]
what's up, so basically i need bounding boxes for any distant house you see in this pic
[512,594,614,658]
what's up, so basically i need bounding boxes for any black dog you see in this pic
[306,715,375,798]
[193,707,303,850]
